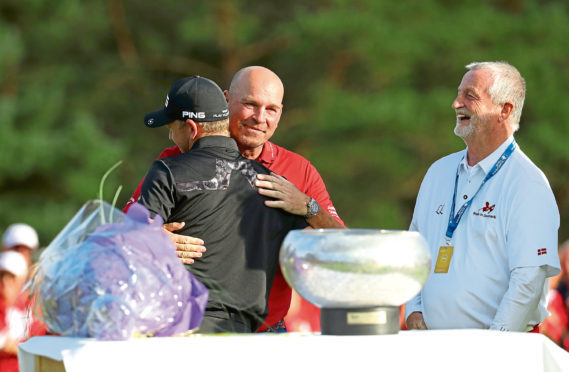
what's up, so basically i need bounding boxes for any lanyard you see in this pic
[445,141,516,245]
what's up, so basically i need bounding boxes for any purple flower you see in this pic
[34,201,208,340]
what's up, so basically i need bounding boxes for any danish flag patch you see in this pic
[537,248,547,256]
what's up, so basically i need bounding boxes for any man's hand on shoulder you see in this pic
[255,172,310,215]
[406,311,428,330]
[162,222,206,265]
[255,172,344,229]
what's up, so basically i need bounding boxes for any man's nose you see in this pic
[253,107,266,123]
[452,96,462,110]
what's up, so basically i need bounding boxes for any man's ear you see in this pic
[187,120,199,140]
[500,102,514,121]
[223,90,230,104]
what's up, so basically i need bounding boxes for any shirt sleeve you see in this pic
[303,162,345,226]
[123,146,182,213]
[408,160,438,235]
[490,266,547,331]
[138,160,176,221]
[506,179,560,277]
[406,202,424,319]
[124,179,144,214]
[405,292,423,319]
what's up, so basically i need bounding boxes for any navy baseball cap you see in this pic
[144,76,229,128]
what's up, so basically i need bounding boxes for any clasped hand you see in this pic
[255,172,309,216]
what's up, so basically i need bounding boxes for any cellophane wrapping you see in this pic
[30,200,208,340]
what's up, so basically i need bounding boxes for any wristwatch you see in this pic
[304,197,320,219]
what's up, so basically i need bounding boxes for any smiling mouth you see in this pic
[456,113,471,123]
[244,125,265,134]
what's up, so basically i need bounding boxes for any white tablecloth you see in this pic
[19,330,569,372]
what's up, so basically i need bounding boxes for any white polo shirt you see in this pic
[406,136,560,329]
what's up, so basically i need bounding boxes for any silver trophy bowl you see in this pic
[279,229,431,335]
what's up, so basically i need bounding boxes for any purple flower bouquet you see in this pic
[30,200,208,340]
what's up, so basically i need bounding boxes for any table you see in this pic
[19,330,569,372]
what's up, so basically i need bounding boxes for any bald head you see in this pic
[229,66,284,103]
[226,66,284,159]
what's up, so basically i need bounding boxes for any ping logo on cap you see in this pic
[165,95,169,107]
[182,111,206,119]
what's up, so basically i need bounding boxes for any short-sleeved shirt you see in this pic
[256,141,343,225]
[406,137,560,329]
[254,141,344,330]
[138,136,307,332]
[127,141,343,331]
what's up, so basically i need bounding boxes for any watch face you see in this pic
[307,198,319,218]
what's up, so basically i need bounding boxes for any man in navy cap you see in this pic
[138,76,307,333]
[128,67,344,333]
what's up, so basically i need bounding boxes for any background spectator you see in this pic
[0,224,46,372]
[2,224,40,268]
[0,251,31,372]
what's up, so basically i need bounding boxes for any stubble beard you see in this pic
[454,113,480,140]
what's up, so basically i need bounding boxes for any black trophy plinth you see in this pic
[320,306,400,335]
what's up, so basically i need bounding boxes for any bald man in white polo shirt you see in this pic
[405,61,560,332]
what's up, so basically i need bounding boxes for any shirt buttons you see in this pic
[463,195,468,200]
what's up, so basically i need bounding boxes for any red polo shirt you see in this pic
[125,142,344,331]
[255,142,343,225]
[255,142,344,331]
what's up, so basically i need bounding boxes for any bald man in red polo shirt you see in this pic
[126,66,344,332]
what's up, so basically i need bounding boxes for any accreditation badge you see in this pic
[434,246,453,273]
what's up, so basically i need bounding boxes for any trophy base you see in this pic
[320,306,400,335]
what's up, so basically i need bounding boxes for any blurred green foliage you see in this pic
[1,0,568,246]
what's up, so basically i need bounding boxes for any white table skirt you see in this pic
[19,329,569,372]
